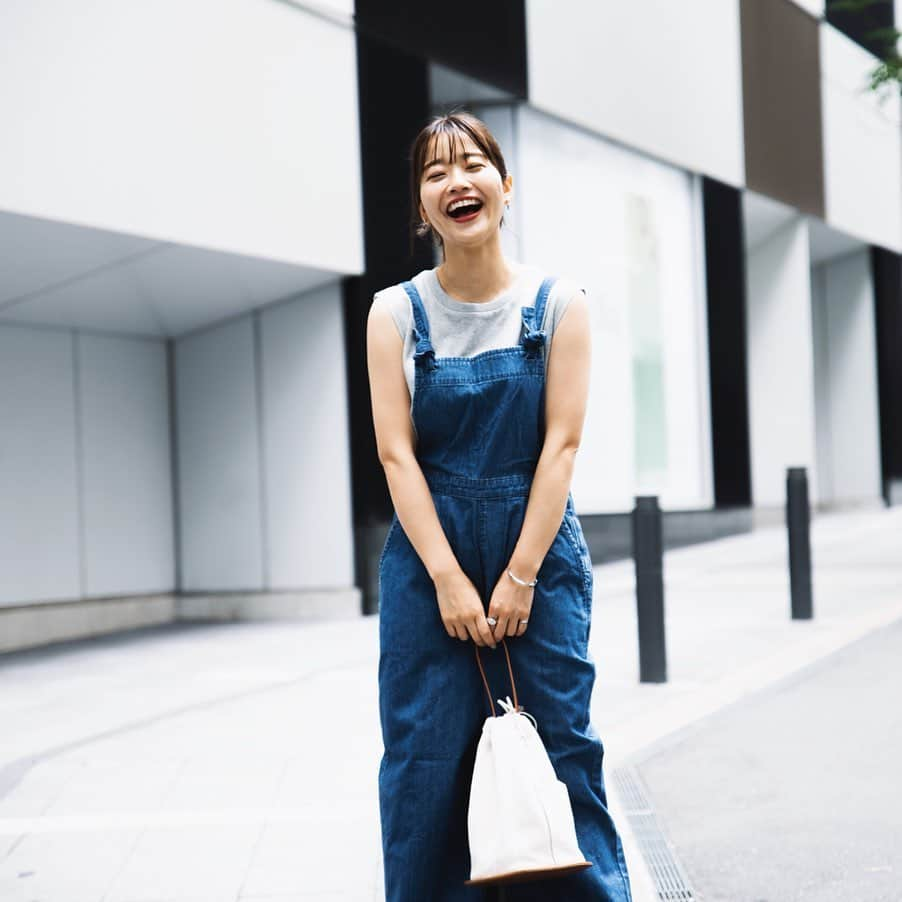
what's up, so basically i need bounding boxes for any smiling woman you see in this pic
[366,110,634,901]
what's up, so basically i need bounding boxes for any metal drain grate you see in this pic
[612,765,697,901]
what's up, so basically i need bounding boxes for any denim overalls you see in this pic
[377,275,633,901]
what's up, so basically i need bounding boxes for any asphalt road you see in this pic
[632,616,902,902]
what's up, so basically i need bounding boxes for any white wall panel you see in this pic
[746,219,818,507]
[0,0,363,273]
[79,334,175,596]
[526,0,744,187]
[260,282,354,589]
[0,326,80,605]
[175,317,264,591]
[810,251,882,505]
[787,0,824,16]
[517,108,712,513]
[821,24,902,252]
[308,0,353,14]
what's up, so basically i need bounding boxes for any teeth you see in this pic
[448,199,481,213]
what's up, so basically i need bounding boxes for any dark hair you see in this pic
[408,109,510,257]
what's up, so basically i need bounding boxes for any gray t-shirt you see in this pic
[372,260,584,414]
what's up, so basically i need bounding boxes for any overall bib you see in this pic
[377,276,633,902]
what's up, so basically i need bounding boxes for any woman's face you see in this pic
[418,133,513,251]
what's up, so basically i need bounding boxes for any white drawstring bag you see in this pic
[465,640,593,886]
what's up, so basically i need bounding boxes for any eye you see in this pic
[467,163,484,170]
[427,172,444,180]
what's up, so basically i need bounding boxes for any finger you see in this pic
[465,621,486,647]
[493,617,510,642]
[476,617,497,649]
[506,616,518,637]
[515,618,528,637]
[454,624,468,641]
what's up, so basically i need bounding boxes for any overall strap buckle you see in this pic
[412,327,438,371]
[520,276,556,359]
[402,280,438,371]
[520,306,547,359]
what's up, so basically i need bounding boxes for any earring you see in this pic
[420,219,431,231]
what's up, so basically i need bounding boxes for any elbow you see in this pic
[559,444,580,467]
[544,431,581,461]
[378,446,416,472]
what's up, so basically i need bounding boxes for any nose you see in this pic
[447,163,473,192]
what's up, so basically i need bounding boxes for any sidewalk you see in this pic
[590,504,902,899]
[0,505,900,901]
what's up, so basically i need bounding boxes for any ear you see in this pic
[503,173,514,207]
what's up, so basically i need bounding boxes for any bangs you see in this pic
[417,117,494,180]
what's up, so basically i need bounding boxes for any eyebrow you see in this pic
[423,151,486,171]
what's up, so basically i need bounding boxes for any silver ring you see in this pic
[486,616,498,627]
[519,619,528,625]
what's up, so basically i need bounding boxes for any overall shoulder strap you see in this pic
[401,280,437,370]
[533,276,556,331]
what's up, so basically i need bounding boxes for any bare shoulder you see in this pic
[368,291,397,328]
[369,284,410,342]
[367,286,415,460]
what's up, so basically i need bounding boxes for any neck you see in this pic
[436,237,515,302]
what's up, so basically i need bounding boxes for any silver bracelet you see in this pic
[507,568,538,588]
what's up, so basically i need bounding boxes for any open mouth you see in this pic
[446,200,484,221]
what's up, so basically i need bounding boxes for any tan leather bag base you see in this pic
[465,860,593,886]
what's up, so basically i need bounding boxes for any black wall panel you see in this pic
[342,36,433,610]
[872,247,902,503]
[826,0,896,60]
[354,0,528,98]
[702,177,752,508]
[344,33,432,518]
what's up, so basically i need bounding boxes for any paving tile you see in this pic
[0,827,140,901]
[0,758,82,817]
[103,824,260,902]
[156,761,283,812]
[43,757,182,815]
[240,895,358,901]
[240,818,380,897]
[0,834,24,862]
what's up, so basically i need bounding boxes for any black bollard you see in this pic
[786,467,814,619]
[632,495,667,683]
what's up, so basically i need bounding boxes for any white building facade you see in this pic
[1,0,900,651]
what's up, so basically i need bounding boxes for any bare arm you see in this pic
[366,298,496,647]
[486,288,591,641]
[511,288,590,576]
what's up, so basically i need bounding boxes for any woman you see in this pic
[366,111,633,901]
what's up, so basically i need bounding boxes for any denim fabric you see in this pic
[378,277,633,901]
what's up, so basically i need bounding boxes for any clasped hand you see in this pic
[434,568,534,647]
